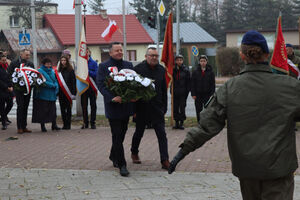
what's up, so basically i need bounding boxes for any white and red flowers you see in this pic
[12,64,45,95]
[106,67,156,103]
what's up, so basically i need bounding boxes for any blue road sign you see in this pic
[191,46,199,57]
[19,33,31,45]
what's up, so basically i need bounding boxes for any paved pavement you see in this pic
[0,168,299,200]
[0,119,300,199]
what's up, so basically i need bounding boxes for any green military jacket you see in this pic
[181,63,300,179]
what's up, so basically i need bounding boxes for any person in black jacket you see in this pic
[96,42,134,177]
[0,54,13,130]
[130,47,170,170]
[57,55,76,130]
[0,53,13,126]
[191,55,215,123]
[7,49,34,134]
[81,48,98,129]
[172,55,190,130]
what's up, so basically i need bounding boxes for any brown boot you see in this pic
[131,154,141,164]
[161,160,170,170]
[17,129,23,134]
[23,128,32,133]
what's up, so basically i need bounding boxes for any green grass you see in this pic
[56,115,199,128]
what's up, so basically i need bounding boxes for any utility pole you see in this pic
[30,0,37,68]
[75,0,82,116]
[157,12,160,53]
[122,0,127,60]
[176,0,180,55]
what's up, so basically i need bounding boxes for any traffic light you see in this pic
[147,16,156,28]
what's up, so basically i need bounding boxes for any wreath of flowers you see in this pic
[105,66,156,103]
[12,64,46,95]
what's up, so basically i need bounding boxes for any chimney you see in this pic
[100,9,108,19]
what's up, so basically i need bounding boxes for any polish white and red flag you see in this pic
[287,59,300,79]
[73,0,84,9]
[101,20,118,41]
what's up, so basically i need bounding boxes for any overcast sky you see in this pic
[51,0,133,14]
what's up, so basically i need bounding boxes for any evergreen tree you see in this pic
[220,0,242,30]
[88,0,105,14]
[292,0,300,16]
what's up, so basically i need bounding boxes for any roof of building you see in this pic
[0,0,57,6]
[1,28,63,53]
[44,14,154,46]
[225,28,298,33]
[143,22,217,44]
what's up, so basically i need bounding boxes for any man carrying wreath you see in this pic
[130,47,170,170]
[7,49,34,134]
[96,42,134,177]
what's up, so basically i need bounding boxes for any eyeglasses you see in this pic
[147,54,159,58]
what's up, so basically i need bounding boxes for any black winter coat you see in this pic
[135,61,167,124]
[7,57,34,75]
[58,68,77,98]
[172,64,190,97]
[97,57,134,119]
[0,67,12,98]
[191,64,215,97]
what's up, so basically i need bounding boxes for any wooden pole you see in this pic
[170,79,174,127]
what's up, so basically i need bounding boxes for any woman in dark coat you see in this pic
[32,58,60,132]
[191,55,215,123]
[57,55,76,129]
[0,54,13,130]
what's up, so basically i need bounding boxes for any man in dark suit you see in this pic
[7,49,34,134]
[130,47,170,170]
[96,42,134,177]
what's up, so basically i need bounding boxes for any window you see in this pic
[10,16,19,27]
[126,50,137,61]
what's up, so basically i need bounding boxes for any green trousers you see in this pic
[239,173,294,200]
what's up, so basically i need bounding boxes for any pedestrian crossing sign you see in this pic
[19,33,31,45]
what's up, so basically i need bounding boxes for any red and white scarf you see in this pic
[87,77,98,96]
[55,69,76,104]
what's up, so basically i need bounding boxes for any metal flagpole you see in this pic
[30,0,37,68]
[157,12,160,53]
[122,0,127,60]
[176,0,180,55]
[75,0,82,116]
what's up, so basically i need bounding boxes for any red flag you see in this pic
[161,12,174,88]
[270,16,289,74]
[101,20,119,41]
[73,0,84,9]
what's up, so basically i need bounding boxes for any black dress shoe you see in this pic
[81,124,88,129]
[2,125,7,130]
[119,166,129,177]
[113,161,118,168]
[6,118,11,124]
[52,126,61,131]
[91,124,96,129]
[62,126,70,130]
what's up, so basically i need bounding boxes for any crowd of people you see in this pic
[0,47,99,133]
[1,30,300,199]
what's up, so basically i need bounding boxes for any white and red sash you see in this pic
[15,63,44,95]
[87,76,98,96]
[287,59,300,79]
[55,69,76,104]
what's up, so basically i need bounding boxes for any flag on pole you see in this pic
[270,15,289,74]
[101,20,119,41]
[161,12,174,88]
[287,59,300,79]
[76,25,89,96]
[73,0,84,9]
